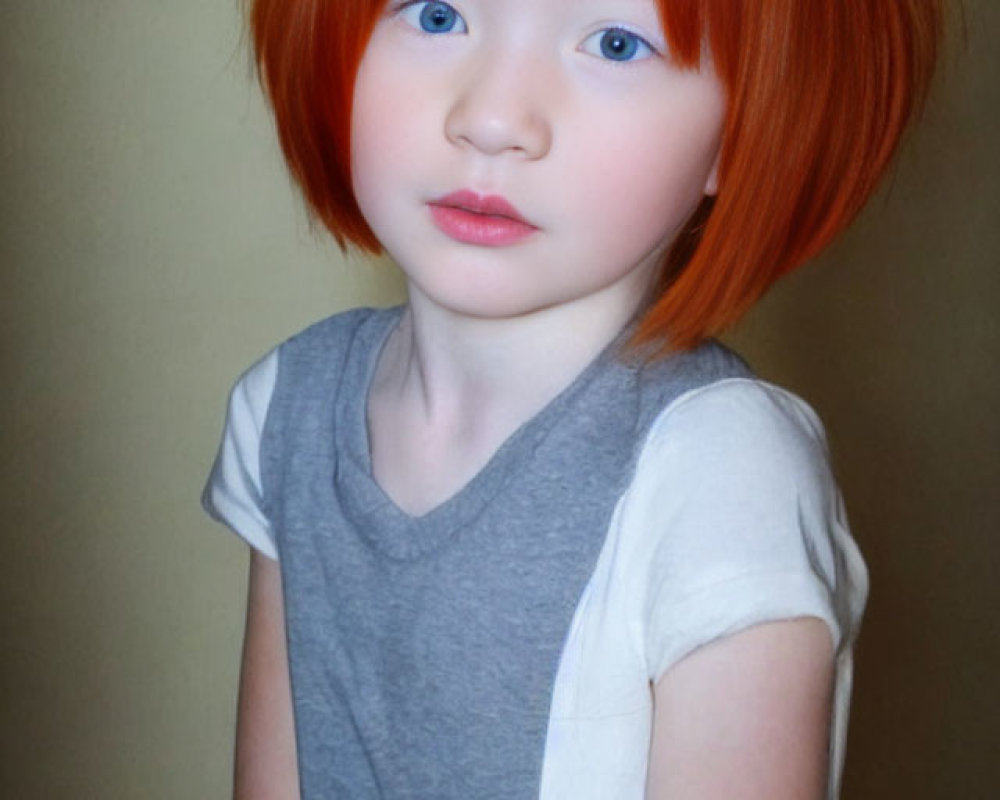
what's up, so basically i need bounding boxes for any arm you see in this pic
[645,618,834,800]
[234,550,300,800]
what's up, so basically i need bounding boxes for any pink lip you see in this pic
[428,190,538,247]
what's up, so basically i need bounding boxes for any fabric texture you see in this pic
[203,306,867,799]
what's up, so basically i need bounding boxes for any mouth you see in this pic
[428,190,538,247]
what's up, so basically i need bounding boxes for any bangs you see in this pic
[657,1,710,67]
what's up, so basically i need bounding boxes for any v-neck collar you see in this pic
[333,307,627,560]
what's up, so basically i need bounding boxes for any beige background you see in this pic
[1,1,996,797]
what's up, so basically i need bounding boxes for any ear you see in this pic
[703,148,721,197]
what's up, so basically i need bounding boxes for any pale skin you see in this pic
[234,552,299,800]
[234,0,836,796]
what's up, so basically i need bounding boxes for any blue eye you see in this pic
[582,28,654,62]
[400,1,467,34]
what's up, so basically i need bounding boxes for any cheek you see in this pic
[350,52,429,211]
[351,85,398,206]
[569,116,722,259]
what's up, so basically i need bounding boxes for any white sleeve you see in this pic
[201,349,280,559]
[632,379,868,681]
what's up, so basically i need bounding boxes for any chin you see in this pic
[414,288,549,322]
[396,255,538,318]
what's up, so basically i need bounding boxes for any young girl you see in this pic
[204,1,942,797]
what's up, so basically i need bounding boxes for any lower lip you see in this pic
[429,205,537,247]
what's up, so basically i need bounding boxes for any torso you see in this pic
[207,306,866,799]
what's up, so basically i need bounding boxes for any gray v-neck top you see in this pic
[204,306,867,799]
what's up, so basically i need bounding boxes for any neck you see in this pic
[384,282,643,429]
[365,273,652,516]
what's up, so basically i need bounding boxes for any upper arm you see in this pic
[234,550,300,800]
[645,618,834,800]
[636,380,865,679]
[627,380,866,797]
[203,352,297,796]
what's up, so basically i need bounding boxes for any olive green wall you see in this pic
[1,1,995,797]
[1,3,404,797]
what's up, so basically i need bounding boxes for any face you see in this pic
[351,0,725,324]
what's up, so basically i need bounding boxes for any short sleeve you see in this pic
[632,379,868,681]
[201,349,280,559]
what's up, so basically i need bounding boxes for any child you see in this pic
[203,1,942,797]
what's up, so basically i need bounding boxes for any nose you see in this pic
[443,50,553,160]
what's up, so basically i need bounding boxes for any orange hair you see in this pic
[248,0,943,352]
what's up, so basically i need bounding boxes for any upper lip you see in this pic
[430,190,536,227]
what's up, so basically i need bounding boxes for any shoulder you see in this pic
[202,306,399,557]
[627,377,839,556]
[230,305,402,408]
[616,378,866,676]
[202,348,281,558]
[219,305,381,424]
[630,377,841,561]
[226,305,392,395]
[227,347,281,442]
[628,376,836,510]
[626,339,755,413]
[277,304,399,365]
[284,304,390,346]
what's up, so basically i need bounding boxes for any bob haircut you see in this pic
[248,0,943,352]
